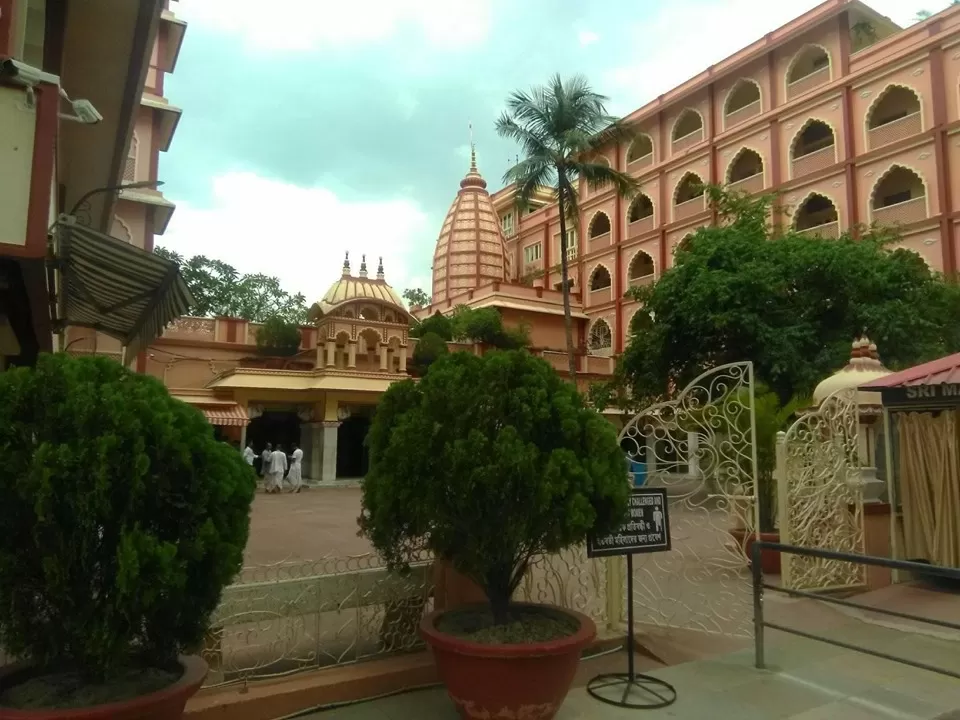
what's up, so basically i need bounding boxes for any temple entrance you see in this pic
[247,410,301,456]
[337,409,373,479]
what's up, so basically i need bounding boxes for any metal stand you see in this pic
[586,555,678,710]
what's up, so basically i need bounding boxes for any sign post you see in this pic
[585,487,677,710]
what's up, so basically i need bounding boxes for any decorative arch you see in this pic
[588,319,613,352]
[628,308,655,334]
[785,44,832,88]
[358,305,380,321]
[869,164,928,219]
[723,79,762,124]
[672,108,704,141]
[589,264,612,291]
[674,233,694,254]
[789,118,836,160]
[358,327,382,354]
[726,147,765,184]
[334,329,352,345]
[124,132,139,182]
[674,172,705,205]
[628,249,656,280]
[588,211,612,239]
[111,216,132,243]
[626,133,654,164]
[792,191,839,231]
[866,84,922,129]
[627,193,654,224]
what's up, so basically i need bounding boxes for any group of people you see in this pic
[242,442,303,493]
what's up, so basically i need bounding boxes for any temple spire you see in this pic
[460,122,487,191]
[359,254,368,278]
[469,121,477,172]
[341,251,350,277]
[376,256,384,280]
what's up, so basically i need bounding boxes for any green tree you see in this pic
[255,316,303,357]
[496,74,639,377]
[410,311,454,341]
[403,288,431,308]
[155,247,308,324]
[409,331,449,376]
[621,188,960,404]
[359,350,629,624]
[450,306,529,349]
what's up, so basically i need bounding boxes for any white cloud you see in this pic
[578,29,600,47]
[600,0,935,116]
[159,172,434,302]
[172,0,493,52]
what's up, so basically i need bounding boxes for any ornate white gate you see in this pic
[618,362,758,638]
[778,389,866,591]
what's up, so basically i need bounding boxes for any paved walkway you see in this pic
[305,622,960,719]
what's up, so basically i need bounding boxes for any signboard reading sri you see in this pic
[587,487,671,558]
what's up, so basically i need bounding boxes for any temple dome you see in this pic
[309,254,407,320]
[431,147,510,304]
[813,336,892,405]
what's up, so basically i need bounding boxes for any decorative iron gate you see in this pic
[618,362,758,638]
[778,389,866,591]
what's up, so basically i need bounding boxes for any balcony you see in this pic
[629,274,656,289]
[628,215,655,236]
[797,221,840,239]
[786,66,830,100]
[727,172,764,195]
[523,260,543,275]
[672,127,704,154]
[724,99,761,129]
[791,144,835,178]
[868,112,922,151]
[873,196,927,226]
[628,152,654,170]
[674,195,706,222]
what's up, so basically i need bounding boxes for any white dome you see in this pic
[813,337,892,406]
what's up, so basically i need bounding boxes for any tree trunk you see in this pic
[556,188,577,380]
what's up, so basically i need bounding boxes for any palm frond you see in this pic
[506,158,556,210]
[570,161,639,199]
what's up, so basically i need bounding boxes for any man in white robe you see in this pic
[268,445,288,493]
[260,443,272,491]
[242,442,255,467]
[287,443,304,493]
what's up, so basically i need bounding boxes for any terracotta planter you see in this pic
[420,603,595,720]
[0,655,207,720]
[730,528,781,574]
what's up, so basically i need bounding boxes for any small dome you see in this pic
[813,336,892,405]
[431,146,510,304]
[309,253,407,320]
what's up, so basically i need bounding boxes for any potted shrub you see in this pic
[0,354,256,719]
[255,316,302,359]
[359,350,629,719]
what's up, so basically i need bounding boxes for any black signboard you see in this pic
[878,383,960,408]
[587,487,671,558]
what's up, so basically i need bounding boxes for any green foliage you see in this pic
[449,306,530,350]
[359,350,630,624]
[0,354,256,682]
[409,332,449,376]
[496,74,639,376]
[255,316,303,357]
[402,288,431,308]
[622,187,960,405]
[154,247,308,324]
[410,311,454,341]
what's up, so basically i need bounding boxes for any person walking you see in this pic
[260,443,272,491]
[267,444,288,493]
[242,441,255,467]
[287,443,303,493]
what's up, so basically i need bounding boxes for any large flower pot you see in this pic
[420,603,595,720]
[730,528,781,575]
[0,655,207,720]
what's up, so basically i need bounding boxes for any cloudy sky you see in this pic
[157,0,941,302]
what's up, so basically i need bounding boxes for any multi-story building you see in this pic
[0,0,189,371]
[487,0,960,358]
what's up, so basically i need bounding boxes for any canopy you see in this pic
[54,217,193,360]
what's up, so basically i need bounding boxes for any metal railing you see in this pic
[751,541,960,680]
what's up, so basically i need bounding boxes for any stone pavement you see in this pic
[304,623,960,719]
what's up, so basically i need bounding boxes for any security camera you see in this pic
[70,99,102,124]
[0,58,60,87]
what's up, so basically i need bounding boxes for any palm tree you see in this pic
[495,74,639,378]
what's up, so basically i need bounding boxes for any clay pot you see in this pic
[730,528,781,575]
[420,603,595,720]
[0,656,207,720]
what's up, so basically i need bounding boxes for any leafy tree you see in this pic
[255,316,303,357]
[621,188,960,404]
[0,354,255,684]
[496,74,639,378]
[155,247,308,324]
[410,311,454,341]
[450,306,530,350]
[915,2,959,22]
[403,288,431,308]
[409,331,449,376]
[359,350,629,624]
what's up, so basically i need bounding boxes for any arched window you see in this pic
[589,265,612,291]
[628,251,655,282]
[786,45,831,99]
[871,165,927,225]
[124,132,139,182]
[726,148,764,188]
[793,193,839,233]
[359,306,380,321]
[588,212,611,239]
[790,120,836,177]
[672,109,704,152]
[866,86,922,150]
[724,80,761,127]
[674,172,705,205]
[627,194,654,224]
[626,134,654,164]
[674,234,694,255]
[588,319,613,352]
